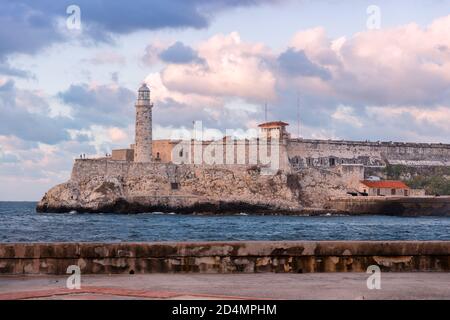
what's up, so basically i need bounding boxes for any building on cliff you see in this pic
[36,84,450,214]
[112,84,450,173]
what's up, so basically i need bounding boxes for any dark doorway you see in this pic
[329,158,336,166]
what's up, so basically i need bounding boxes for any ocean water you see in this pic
[0,202,449,242]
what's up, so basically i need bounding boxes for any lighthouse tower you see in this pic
[134,83,153,162]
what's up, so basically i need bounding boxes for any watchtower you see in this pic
[134,83,153,162]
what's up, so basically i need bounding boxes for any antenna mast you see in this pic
[264,102,268,122]
[297,94,301,138]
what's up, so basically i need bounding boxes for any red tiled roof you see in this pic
[360,180,409,189]
[258,121,289,128]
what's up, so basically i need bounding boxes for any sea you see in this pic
[0,201,449,242]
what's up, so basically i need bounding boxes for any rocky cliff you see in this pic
[36,158,366,214]
[37,160,309,214]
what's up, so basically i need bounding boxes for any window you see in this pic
[156,152,160,159]
[179,149,183,157]
[329,158,336,166]
[171,183,179,190]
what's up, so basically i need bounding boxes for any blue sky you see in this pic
[1,0,450,200]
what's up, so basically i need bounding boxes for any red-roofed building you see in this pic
[359,180,410,196]
[258,121,290,128]
[258,121,290,140]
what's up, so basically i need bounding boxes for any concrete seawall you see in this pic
[328,196,450,216]
[1,241,449,274]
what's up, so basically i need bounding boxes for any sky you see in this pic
[1,0,450,200]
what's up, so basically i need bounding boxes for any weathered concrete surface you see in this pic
[1,241,450,275]
[1,273,450,300]
[328,196,450,216]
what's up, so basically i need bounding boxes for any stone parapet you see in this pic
[1,241,449,274]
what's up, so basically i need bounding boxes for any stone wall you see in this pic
[1,241,449,274]
[115,137,450,171]
[152,140,178,163]
[150,138,290,171]
[287,139,450,169]
[111,149,134,162]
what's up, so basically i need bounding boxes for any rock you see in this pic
[37,159,356,214]
[37,160,307,214]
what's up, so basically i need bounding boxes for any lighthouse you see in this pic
[134,83,153,162]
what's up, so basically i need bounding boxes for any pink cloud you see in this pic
[160,32,276,102]
[287,15,450,106]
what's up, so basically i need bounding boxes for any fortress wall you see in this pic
[2,241,450,274]
[71,159,259,181]
[152,138,450,169]
[150,139,290,170]
[287,139,450,168]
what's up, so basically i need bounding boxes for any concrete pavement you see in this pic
[1,273,450,300]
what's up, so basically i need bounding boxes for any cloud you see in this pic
[147,17,450,143]
[363,105,450,142]
[0,80,71,144]
[111,72,119,83]
[0,133,98,200]
[159,42,205,65]
[286,17,450,107]
[0,2,63,59]
[262,16,450,143]
[108,127,129,143]
[277,48,331,80]
[82,52,126,65]
[0,1,280,60]
[58,83,135,127]
[0,147,18,163]
[140,33,278,131]
[160,32,276,102]
[0,61,31,78]
[331,105,363,128]
[142,43,166,66]
[1,79,139,146]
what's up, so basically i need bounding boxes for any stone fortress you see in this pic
[37,84,450,215]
